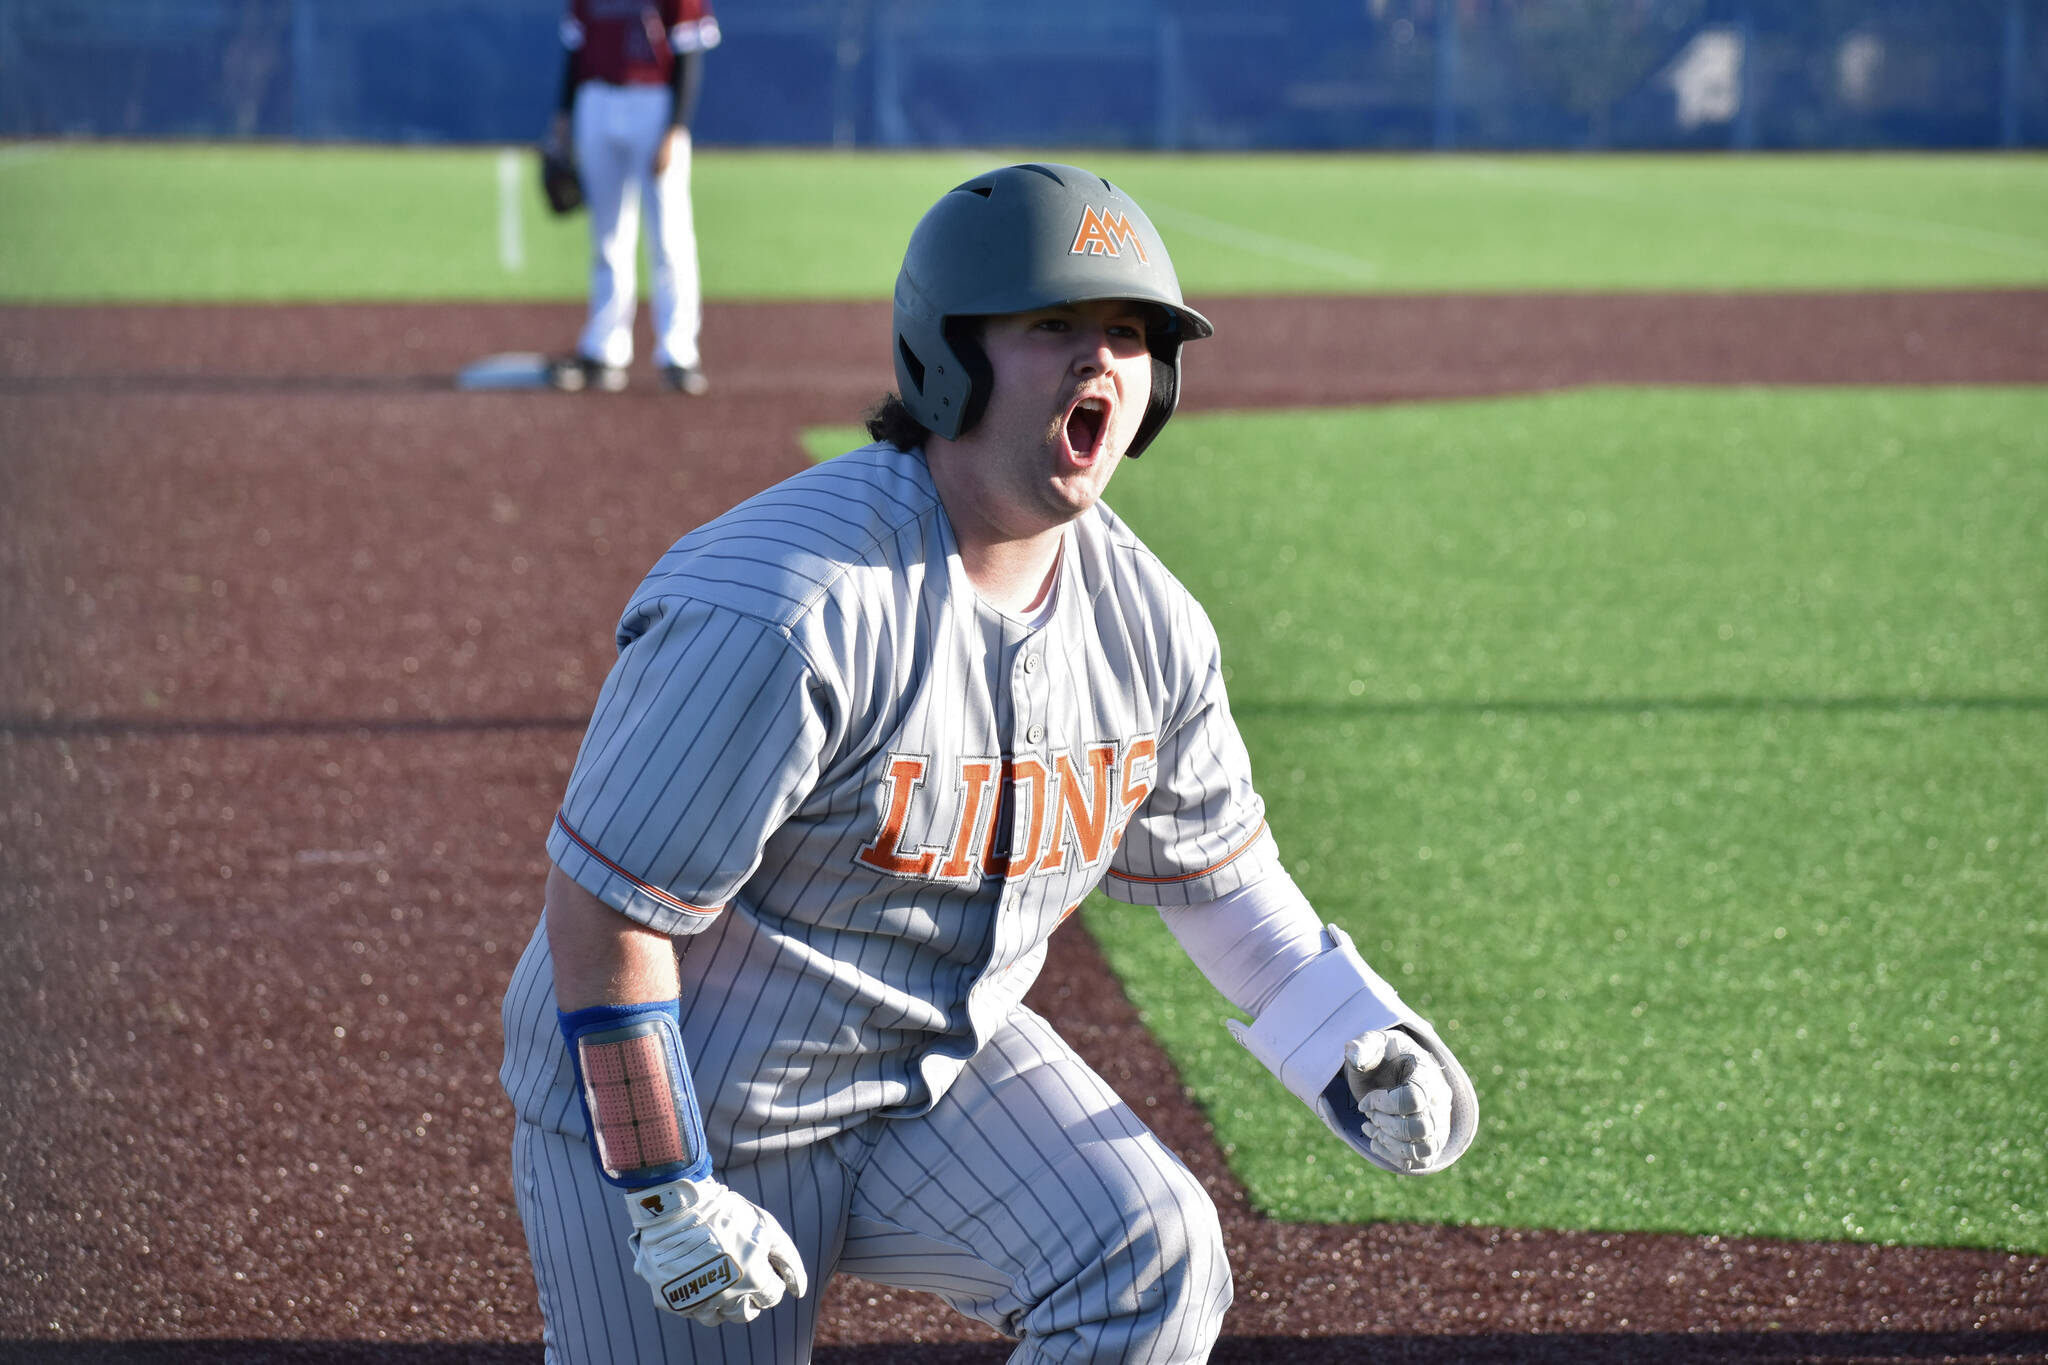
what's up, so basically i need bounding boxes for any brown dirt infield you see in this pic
[3,292,2045,1364]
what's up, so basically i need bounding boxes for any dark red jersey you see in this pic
[562,0,720,87]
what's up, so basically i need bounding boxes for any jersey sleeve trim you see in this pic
[553,811,724,922]
[1105,818,1269,886]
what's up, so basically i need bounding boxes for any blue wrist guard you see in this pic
[558,1000,713,1187]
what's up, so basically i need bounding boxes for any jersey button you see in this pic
[1023,654,1040,674]
[1026,723,1045,745]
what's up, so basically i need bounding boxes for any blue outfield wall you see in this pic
[1,0,2043,150]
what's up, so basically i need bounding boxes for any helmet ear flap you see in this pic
[896,335,928,395]
[941,319,993,439]
[893,325,978,439]
[1124,352,1179,459]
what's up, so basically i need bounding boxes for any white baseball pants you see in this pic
[513,1006,1232,1363]
[571,80,704,371]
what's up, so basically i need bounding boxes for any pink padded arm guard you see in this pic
[559,1001,712,1187]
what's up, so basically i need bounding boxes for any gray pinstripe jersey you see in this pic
[501,442,1277,1162]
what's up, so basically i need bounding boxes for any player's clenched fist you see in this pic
[624,1176,808,1326]
[1344,1028,1454,1172]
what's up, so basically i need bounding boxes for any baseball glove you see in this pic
[540,144,583,216]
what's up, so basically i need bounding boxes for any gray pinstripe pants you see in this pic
[514,1006,1231,1363]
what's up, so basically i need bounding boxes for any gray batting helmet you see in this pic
[891,162,1214,459]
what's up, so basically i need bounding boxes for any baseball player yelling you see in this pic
[499,162,1479,1364]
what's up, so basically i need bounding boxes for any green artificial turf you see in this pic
[3,144,2045,301]
[1093,151,2048,294]
[801,425,870,462]
[1071,386,2048,1251]
[0,143,582,302]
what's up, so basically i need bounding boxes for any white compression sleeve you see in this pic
[1173,875,1484,1176]
[1158,868,1327,1017]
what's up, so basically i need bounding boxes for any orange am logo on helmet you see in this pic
[1069,205,1150,263]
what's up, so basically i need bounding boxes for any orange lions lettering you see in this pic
[935,760,999,880]
[982,757,1048,879]
[1069,206,1149,263]
[1038,746,1113,873]
[855,739,1157,884]
[855,755,939,877]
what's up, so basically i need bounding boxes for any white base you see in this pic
[457,352,554,391]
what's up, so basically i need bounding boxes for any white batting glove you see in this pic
[1344,1028,1454,1173]
[623,1176,808,1326]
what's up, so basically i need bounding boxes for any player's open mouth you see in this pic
[1063,396,1110,464]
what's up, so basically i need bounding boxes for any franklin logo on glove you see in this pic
[664,1255,736,1312]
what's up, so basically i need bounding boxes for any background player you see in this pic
[499,162,1479,1363]
[544,0,719,394]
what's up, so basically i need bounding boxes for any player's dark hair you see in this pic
[865,392,931,451]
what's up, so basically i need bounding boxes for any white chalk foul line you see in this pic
[1143,200,1381,281]
[497,149,525,272]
